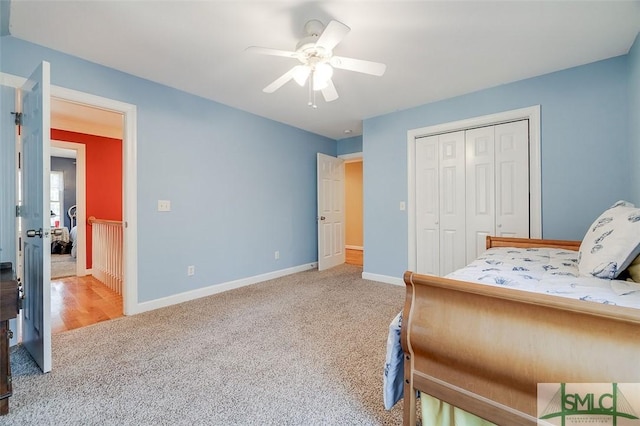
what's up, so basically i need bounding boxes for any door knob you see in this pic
[26,228,43,238]
[320,216,326,221]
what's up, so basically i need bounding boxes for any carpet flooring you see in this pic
[6,264,405,425]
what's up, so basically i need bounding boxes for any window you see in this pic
[50,171,64,228]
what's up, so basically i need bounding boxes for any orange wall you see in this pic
[51,129,122,269]
[345,161,363,247]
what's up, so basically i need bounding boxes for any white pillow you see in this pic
[578,201,640,279]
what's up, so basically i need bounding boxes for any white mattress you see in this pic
[446,247,640,309]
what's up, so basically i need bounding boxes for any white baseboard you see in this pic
[361,272,404,286]
[132,262,318,314]
[345,245,363,251]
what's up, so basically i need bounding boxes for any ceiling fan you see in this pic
[246,19,386,108]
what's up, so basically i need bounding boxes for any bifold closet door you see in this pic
[416,135,440,275]
[466,121,529,263]
[415,131,465,276]
[494,120,529,239]
[465,126,496,264]
[438,131,466,276]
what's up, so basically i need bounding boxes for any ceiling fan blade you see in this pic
[316,20,350,52]
[321,79,339,102]
[330,56,386,76]
[246,46,298,58]
[263,67,297,93]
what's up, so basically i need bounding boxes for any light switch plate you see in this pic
[158,200,171,212]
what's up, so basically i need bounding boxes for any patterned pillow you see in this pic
[578,201,640,279]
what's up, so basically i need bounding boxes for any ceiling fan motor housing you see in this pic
[296,20,332,62]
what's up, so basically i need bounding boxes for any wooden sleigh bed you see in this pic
[400,236,640,425]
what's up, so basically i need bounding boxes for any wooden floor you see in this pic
[345,248,363,266]
[51,275,123,334]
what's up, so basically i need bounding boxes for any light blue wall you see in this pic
[0,36,336,303]
[50,157,76,231]
[630,33,640,206]
[363,55,632,279]
[337,135,363,156]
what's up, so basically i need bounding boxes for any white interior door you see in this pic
[494,120,530,238]
[317,153,345,271]
[415,131,465,276]
[415,135,440,275]
[438,131,466,275]
[20,61,52,373]
[465,126,496,263]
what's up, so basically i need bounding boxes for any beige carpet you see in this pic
[51,254,76,279]
[6,264,405,425]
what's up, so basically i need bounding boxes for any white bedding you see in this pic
[447,247,640,308]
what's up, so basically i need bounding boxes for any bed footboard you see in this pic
[401,238,640,425]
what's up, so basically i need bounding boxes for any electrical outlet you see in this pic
[275,251,280,260]
[158,200,171,212]
[187,265,195,276]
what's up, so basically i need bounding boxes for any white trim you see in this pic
[361,272,404,286]
[338,152,363,161]
[407,105,542,271]
[345,245,363,251]
[132,262,318,314]
[2,71,139,317]
[50,140,87,277]
[0,73,26,88]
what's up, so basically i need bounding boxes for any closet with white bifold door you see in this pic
[415,119,530,277]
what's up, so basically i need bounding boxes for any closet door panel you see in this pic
[495,120,529,238]
[416,135,440,275]
[465,126,495,263]
[439,131,466,276]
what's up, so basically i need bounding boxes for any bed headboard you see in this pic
[486,236,580,251]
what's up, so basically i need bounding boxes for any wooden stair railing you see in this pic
[88,216,123,295]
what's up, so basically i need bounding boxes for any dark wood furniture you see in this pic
[401,237,640,425]
[1,263,19,416]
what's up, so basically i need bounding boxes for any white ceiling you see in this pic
[8,1,640,140]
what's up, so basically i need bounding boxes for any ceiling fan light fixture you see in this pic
[293,65,310,86]
[248,19,386,106]
[312,63,333,91]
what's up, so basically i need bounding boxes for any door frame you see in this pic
[2,71,138,316]
[339,153,363,252]
[407,105,541,271]
[50,140,87,277]
[52,86,137,315]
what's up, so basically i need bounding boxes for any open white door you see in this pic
[317,153,345,271]
[20,61,52,373]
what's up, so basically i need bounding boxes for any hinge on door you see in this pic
[10,112,22,126]
[15,205,23,217]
